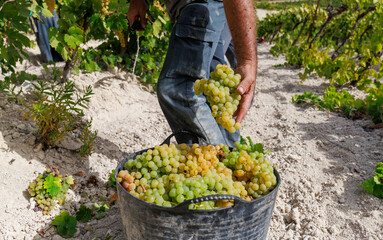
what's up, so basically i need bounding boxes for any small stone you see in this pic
[29,197,36,210]
[35,151,45,160]
[290,207,300,224]
[328,225,338,234]
[4,135,12,142]
[12,132,21,139]
[287,154,300,161]
[75,171,84,176]
[303,180,312,189]
[33,143,43,152]
[27,135,36,146]
[17,123,26,130]
[56,134,82,150]
[2,130,10,136]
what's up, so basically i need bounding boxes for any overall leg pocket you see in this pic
[163,3,222,79]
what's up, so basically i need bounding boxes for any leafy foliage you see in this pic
[292,87,366,119]
[359,162,383,199]
[256,0,346,11]
[79,118,98,156]
[93,202,109,219]
[76,205,93,223]
[52,210,78,238]
[365,82,383,123]
[47,0,171,86]
[1,65,95,148]
[0,0,33,73]
[74,202,109,223]
[239,136,271,155]
[259,1,383,123]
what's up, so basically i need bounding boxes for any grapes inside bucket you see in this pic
[115,133,281,240]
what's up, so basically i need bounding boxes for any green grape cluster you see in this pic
[101,0,110,15]
[117,141,277,209]
[222,142,277,199]
[28,168,69,215]
[194,64,242,133]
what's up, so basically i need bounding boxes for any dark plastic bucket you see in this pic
[115,134,281,240]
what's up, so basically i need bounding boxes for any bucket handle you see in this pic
[161,130,208,145]
[171,194,246,213]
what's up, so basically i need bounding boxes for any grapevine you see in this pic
[258,1,383,123]
[117,137,277,209]
[194,64,242,133]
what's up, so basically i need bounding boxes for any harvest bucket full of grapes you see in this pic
[115,132,281,240]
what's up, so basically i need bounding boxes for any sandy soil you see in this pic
[0,9,382,240]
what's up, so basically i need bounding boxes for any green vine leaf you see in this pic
[152,19,162,37]
[44,174,62,197]
[359,162,383,199]
[52,211,77,238]
[62,176,74,193]
[76,205,93,223]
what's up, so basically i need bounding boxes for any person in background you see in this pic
[127,0,257,147]
[30,0,63,63]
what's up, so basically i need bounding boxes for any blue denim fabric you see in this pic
[33,10,63,63]
[157,0,240,147]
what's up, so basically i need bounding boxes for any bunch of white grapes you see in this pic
[28,167,71,215]
[101,0,110,15]
[117,141,278,209]
[194,64,242,133]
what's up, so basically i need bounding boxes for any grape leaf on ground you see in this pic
[62,176,74,193]
[52,211,77,238]
[76,205,93,223]
[43,174,62,197]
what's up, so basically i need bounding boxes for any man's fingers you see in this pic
[233,73,255,123]
[127,15,135,27]
[236,77,252,95]
[235,94,252,123]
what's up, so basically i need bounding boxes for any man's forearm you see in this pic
[223,0,257,123]
[223,0,257,69]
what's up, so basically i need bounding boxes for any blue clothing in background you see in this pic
[33,10,63,63]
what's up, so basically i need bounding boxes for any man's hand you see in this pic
[223,0,257,123]
[127,0,147,30]
[234,63,256,123]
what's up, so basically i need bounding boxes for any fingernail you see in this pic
[238,87,244,94]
